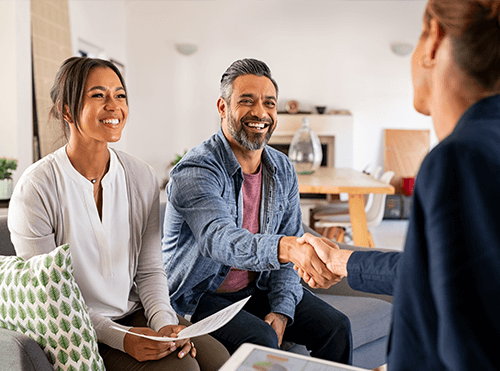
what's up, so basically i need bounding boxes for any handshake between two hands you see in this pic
[285,233,353,289]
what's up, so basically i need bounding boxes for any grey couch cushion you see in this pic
[316,294,392,350]
[0,215,15,256]
[352,336,388,369]
[0,328,53,371]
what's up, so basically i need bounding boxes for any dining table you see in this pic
[297,167,395,247]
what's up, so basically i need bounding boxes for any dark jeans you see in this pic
[191,285,353,365]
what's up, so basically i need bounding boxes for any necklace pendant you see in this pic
[91,179,97,184]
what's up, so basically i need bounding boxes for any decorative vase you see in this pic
[288,117,323,174]
[0,179,13,200]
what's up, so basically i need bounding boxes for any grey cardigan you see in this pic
[8,147,178,351]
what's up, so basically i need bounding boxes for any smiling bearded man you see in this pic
[226,109,275,151]
[161,58,353,366]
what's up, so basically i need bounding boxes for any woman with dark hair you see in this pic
[8,57,229,371]
[297,1,500,369]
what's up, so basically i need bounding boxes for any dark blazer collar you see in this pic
[454,94,500,133]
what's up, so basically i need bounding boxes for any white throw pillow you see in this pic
[0,244,105,371]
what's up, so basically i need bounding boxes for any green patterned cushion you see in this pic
[0,244,105,371]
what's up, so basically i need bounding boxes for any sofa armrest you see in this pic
[302,223,393,303]
[0,215,16,256]
[0,328,53,371]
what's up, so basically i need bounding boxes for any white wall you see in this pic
[2,0,437,187]
[0,1,17,158]
[125,0,436,184]
[0,0,129,184]
[68,0,129,152]
[0,1,32,185]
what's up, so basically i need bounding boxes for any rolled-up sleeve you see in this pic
[168,160,282,271]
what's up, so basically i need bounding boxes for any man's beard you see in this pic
[227,111,275,151]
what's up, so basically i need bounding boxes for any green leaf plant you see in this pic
[0,158,17,180]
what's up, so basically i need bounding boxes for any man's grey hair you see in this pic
[220,58,279,104]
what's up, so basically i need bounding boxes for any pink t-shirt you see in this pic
[216,165,261,293]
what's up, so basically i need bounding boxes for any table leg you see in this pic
[348,194,371,247]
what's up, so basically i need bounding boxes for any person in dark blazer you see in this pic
[296,0,500,370]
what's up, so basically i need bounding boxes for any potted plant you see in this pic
[0,158,18,200]
[162,151,187,188]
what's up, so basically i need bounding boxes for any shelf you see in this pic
[275,113,354,136]
[277,112,351,116]
[272,114,354,168]
[278,111,312,115]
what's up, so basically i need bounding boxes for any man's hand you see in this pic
[123,327,178,362]
[278,236,338,288]
[294,233,353,289]
[264,313,288,347]
[294,265,343,289]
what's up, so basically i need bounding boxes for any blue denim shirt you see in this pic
[162,129,304,321]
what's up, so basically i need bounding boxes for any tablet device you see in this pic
[219,343,370,371]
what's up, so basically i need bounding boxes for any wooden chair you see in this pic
[309,166,383,243]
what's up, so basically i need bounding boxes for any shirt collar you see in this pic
[57,145,118,189]
[215,128,277,177]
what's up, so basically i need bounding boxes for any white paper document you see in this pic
[112,295,251,342]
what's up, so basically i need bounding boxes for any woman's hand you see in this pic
[123,327,178,362]
[294,233,352,289]
[278,236,338,288]
[159,325,196,359]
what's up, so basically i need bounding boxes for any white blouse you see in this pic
[55,146,135,318]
